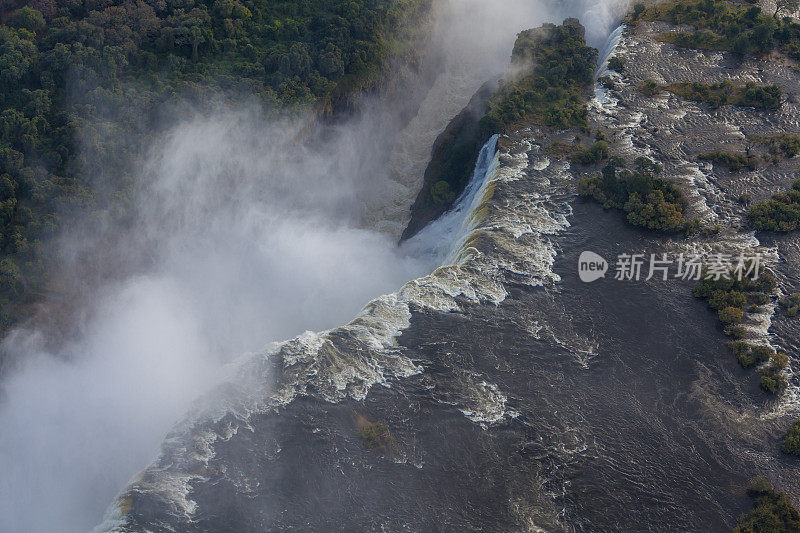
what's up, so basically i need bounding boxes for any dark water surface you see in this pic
[118,191,800,531]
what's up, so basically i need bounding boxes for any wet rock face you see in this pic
[104,14,800,533]
[400,81,497,241]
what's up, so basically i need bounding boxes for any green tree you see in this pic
[7,7,46,34]
[718,306,744,325]
[735,476,800,533]
[782,420,800,456]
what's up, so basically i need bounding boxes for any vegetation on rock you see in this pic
[748,178,800,231]
[357,421,394,453]
[632,2,647,21]
[578,156,693,232]
[727,341,773,368]
[598,75,616,90]
[570,141,609,165]
[481,19,597,133]
[694,267,787,393]
[782,420,800,457]
[638,79,661,96]
[665,81,782,110]
[760,351,789,394]
[761,134,800,158]
[638,79,783,111]
[644,0,800,60]
[779,292,800,317]
[607,56,625,72]
[746,133,800,164]
[698,151,757,171]
[734,477,800,532]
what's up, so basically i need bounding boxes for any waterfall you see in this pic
[595,23,625,78]
[593,23,625,105]
[401,134,500,267]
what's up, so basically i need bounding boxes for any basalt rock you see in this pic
[400,80,497,241]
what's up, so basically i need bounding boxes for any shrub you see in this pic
[728,340,757,367]
[694,274,741,300]
[431,180,456,204]
[747,476,774,496]
[643,0,800,65]
[659,29,727,49]
[708,289,747,310]
[748,178,800,231]
[749,133,800,158]
[751,293,771,305]
[632,2,646,20]
[697,267,782,384]
[757,271,779,293]
[625,190,685,230]
[719,306,744,324]
[779,292,800,316]
[760,351,789,394]
[780,135,800,157]
[760,374,786,394]
[771,351,789,370]
[358,422,394,453]
[578,156,689,232]
[698,151,757,171]
[638,79,661,96]
[725,325,747,339]
[571,141,609,165]
[665,81,782,110]
[752,345,776,364]
[599,76,615,90]
[607,56,625,72]
[735,476,800,532]
[782,420,800,457]
[740,83,783,109]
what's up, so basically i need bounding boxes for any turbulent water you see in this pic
[94,15,800,532]
[3,3,627,532]
[594,18,800,403]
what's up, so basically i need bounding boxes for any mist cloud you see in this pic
[0,1,630,531]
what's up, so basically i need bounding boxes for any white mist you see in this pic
[0,1,629,531]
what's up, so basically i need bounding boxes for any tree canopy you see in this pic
[0,0,429,335]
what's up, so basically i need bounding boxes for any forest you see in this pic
[0,0,429,336]
[481,18,597,133]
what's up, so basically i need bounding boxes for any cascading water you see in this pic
[593,23,625,105]
[401,134,500,266]
[595,23,625,78]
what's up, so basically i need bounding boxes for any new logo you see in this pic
[578,251,608,282]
